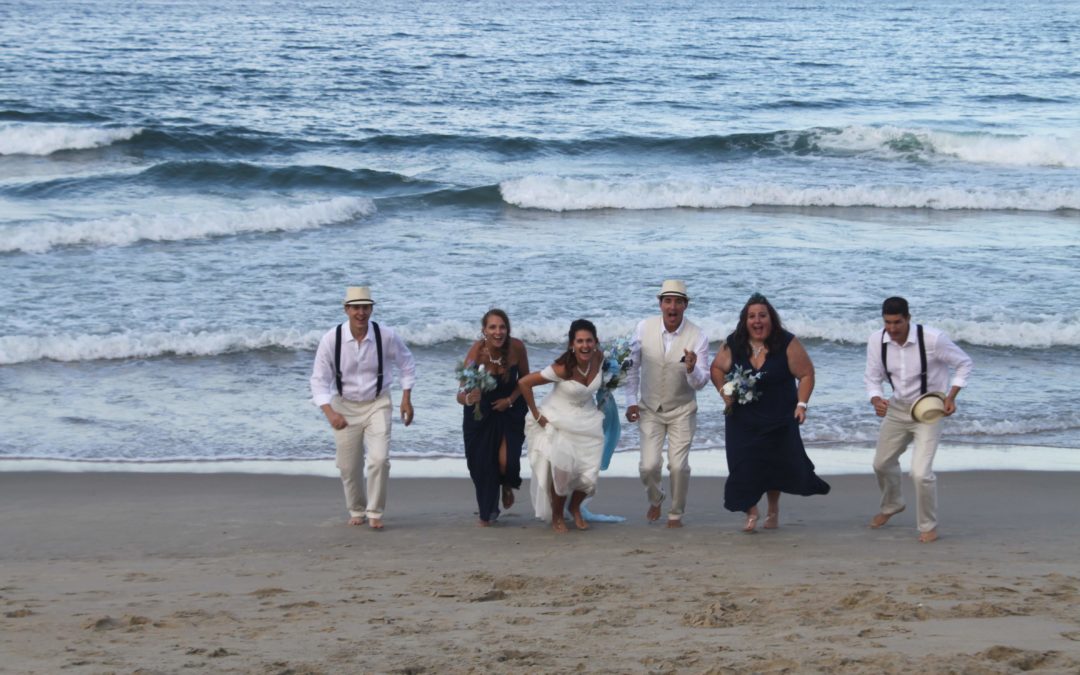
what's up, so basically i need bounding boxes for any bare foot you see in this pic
[918,529,939,544]
[869,506,905,529]
[477,519,491,527]
[763,512,779,530]
[348,516,366,526]
[551,517,569,534]
[743,509,759,533]
[570,509,589,530]
[369,518,384,530]
[666,518,683,529]
[502,486,515,509]
[646,503,662,522]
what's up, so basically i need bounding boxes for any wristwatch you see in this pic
[796,402,808,410]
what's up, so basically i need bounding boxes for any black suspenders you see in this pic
[881,324,927,395]
[334,321,384,398]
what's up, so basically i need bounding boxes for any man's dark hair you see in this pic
[882,296,910,317]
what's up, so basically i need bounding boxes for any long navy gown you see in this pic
[723,330,830,512]
[462,365,526,522]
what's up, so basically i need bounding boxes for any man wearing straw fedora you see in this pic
[864,296,972,543]
[310,286,416,530]
[624,280,711,528]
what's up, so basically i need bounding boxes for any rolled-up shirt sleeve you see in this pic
[310,330,337,407]
[864,332,887,401]
[936,331,973,390]
[685,331,711,390]
[389,329,417,391]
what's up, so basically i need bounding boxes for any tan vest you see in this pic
[639,316,701,413]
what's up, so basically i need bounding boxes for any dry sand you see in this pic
[2,470,1079,674]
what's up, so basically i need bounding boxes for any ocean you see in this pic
[2,0,1078,473]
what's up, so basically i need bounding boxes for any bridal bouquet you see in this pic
[722,364,763,415]
[456,360,498,421]
[596,335,633,407]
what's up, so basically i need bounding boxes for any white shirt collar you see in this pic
[662,319,685,336]
[344,323,373,344]
[879,327,916,347]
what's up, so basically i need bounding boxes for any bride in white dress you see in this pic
[517,319,606,533]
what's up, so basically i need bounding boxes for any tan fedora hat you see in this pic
[910,392,946,423]
[657,279,689,301]
[343,286,375,306]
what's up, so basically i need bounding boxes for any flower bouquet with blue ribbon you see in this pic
[455,360,498,420]
[595,336,633,470]
[722,364,763,415]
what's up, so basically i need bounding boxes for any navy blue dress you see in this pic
[723,331,830,512]
[462,364,526,522]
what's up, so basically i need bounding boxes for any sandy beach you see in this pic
[2,470,1079,674]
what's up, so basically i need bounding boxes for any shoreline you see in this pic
[3,442,1079,477]
[2,471,1079,673]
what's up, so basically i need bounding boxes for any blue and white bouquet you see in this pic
[596,335,633,472]
[597,335,634,406]
[722,364,763,415]
[455,360,499,421]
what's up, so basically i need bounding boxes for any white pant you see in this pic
[873,401,942,533]
[638,402,696,520]
[331,394,392,519]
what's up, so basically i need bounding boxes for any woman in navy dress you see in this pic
[458,309,530,526]
[710,294,830,532]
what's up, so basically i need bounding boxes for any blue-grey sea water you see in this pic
[1,0,1078,468]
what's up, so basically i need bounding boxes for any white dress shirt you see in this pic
[864,324,972,403]
[624,318,711,407]
[310,322,416,407]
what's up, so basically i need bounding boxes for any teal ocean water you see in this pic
[1,0,1078,469]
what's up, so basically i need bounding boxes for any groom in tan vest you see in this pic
[625,280,711,527]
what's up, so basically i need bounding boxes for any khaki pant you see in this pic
[873,401,942,533]
[331,394,392,519]
[638,402,696,521]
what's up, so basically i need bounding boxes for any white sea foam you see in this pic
[0,197,376,253]
[5,314,1079,364]
[0,329,324,365]
[814,125,1080,168]
[784,315,1080,349]
[3,444,1079,475]
[0,122,143,156]
[500,176,1080,212]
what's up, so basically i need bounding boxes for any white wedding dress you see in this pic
[526,364,605,522]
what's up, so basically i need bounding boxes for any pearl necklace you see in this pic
[576,361,591,378]
[751,344,766,357]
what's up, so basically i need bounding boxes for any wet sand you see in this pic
[2,470,1079,673]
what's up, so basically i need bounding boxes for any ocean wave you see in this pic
[801,416,1080,444]
[3,161,432,198]
[129,126,317,156]
[815,125,1080,168]
[0,197,375,253]
[0,122,143,156]
[9,120,1071,171]
[139,161,427,191]
[0,329,324,364]
[5,315,1079,364]
[412,314,1080,350]
[346,126,1080,168]
[500,176,1080,212]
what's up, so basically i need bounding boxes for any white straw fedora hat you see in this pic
[910,392,946,423]
[343,286,375,306]
[657,279,689,301]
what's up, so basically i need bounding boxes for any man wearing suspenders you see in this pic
[863,297,972,543]
[310,286,416,529]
